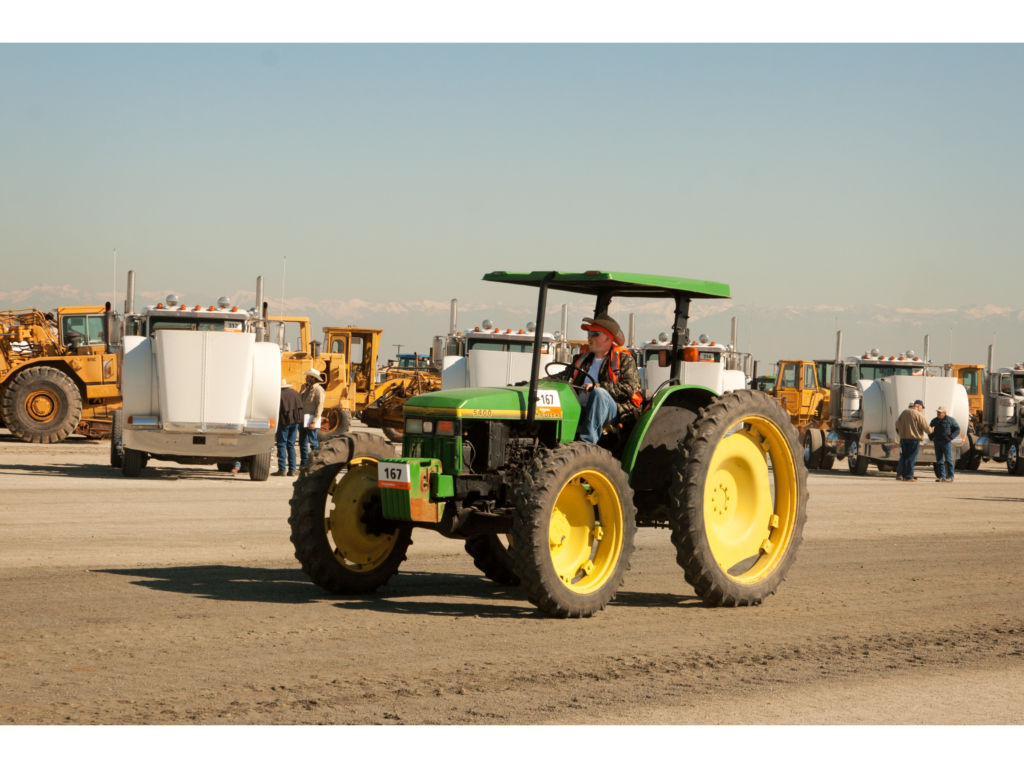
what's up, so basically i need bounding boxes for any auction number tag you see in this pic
[225,321,243,332]
[699,352,715,361]
[536,390,562,418]
[378,462,411,490]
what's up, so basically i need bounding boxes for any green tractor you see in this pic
[289,271,808,618]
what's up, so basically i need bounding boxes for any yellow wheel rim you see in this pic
[326,458,399,572]
[548,470,624,594]
[703,415,798,585]
[26,389,57,422]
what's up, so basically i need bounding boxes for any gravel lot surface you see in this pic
[1,428,1021,724]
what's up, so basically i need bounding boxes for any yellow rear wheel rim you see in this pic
[548,470,624,594]
[703,415,798,585]
[326,458,399,572]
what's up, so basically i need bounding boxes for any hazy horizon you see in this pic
[2,45,1021,368]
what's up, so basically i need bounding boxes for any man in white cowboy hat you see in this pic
[543,312,642,444]
[299,368,326,464]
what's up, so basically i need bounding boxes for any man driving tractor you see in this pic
[543,312,642,443]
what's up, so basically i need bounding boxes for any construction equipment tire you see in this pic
[803,429,823,469]
[110,410,124,469]
[819,452,835,470]
[2,366,83,444]
[967,451,983,471]
[318,407,351,442]
[383,426,403,443]
[122,447,145,478]
[465,534,520,586]
[668,389,807,607]
[289,432,411,594]
[509,442,636,618]
[249,452,271,481]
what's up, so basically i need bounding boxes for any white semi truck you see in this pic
[639,318,753,399]
[970,344,1024,476]
[115,272,281,480]
[823,332,970,475]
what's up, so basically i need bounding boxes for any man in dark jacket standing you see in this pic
[272,379,305,477]
[930,406,961,483]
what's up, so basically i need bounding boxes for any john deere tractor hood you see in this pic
[403,383,579,423]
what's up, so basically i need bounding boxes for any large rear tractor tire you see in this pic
[509,443,636,618]
[1,366,83,444]
[289,433,412,594]
[465,534,520,587]
[668,389,807,607]
[249,452,271,481]
[110,410,124,469]
[122,447,145,478]
[803,429,822,469]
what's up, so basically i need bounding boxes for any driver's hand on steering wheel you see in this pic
[583,383,595,392]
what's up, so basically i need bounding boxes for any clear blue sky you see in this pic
[2,45,1021,365]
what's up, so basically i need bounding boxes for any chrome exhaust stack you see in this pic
[628,313,636,347]
[125,270,136,315]
[449,299,458,337]
[255,276,266,341]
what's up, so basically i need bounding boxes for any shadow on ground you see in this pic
[0,463,245,481]
[98,564,706,618]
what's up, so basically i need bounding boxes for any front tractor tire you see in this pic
[510,443,637,618]
[668,389,808,607]
[289,433,412,594]
[1,366,83,444]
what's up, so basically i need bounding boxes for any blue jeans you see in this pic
[935,439,954,479]
[276,423,299,472]
[578,388,620,444]
[299,425,319,464]
[898,439,920,479]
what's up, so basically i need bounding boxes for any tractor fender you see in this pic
[621,384,719,487]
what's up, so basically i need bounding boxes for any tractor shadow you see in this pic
[98,565,707,619]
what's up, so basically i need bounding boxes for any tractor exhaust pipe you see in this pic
[628,313,636,347]
[835,331,842,363]
[449,299,458,337]
[924,334,930,362]
[125,270,136,314]
[560,304,568,341]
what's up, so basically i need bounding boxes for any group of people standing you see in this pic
[894,400,961,482]
[271,368,325,477]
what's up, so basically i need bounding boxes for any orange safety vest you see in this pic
[571,347,644,408]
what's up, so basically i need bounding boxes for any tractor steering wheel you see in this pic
[544,361,598,393]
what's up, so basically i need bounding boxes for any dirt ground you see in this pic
[1,428,1021,725]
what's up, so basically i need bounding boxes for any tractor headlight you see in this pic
[422,420,435,434]
[406,418,424,434]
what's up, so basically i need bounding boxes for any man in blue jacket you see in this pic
[930,406,961,483]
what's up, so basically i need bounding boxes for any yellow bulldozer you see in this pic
[357,352,442,441]
[270,316,427,441]
[770,358,835,469]
[0,305,122,443]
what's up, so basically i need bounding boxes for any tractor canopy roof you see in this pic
[483,271,730,300]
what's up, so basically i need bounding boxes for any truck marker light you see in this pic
[231,307,238,312]
[156,303,164,309]
[208,306,216,311]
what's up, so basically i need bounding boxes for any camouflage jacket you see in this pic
[545,347,642,418]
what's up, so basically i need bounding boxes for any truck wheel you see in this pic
[510,443,636,618]
[383,426,403,443]
[249,452,271,481]
[1007,442,1024,476]
[122,447,145,478]
[1,366,83,444]
[847,442,870,476]
[465,534,520,586]
[803,429,822,469]
[318,408,351,442]
[668,389,807,607]
[110,410,124,468]
[967,450,983,471]
[289,432,411,594]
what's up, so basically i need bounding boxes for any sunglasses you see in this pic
[586,331,604,338]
